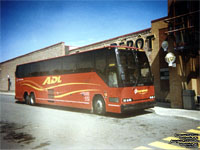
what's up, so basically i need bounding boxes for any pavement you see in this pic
[0,91,200,121]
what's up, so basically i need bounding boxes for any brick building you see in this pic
[1,2,199,109]
[0,42,66,91]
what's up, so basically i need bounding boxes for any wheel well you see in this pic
[30,92,35,96]
[92,94,106,114]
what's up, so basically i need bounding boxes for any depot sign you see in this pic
[111,35,155,50]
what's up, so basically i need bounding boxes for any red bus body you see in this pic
[15,46,155,114]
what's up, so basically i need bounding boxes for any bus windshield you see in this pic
[117,49,153,87]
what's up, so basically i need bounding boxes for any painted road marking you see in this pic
[196,126,200,149]
[134,127,200,149]
[186,129,200,134]
[149,141,187,149]
[135,146,152,149]
[186,129,200,149]
[163,136,179,142]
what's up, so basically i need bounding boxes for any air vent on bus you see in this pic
[48,89,54,99]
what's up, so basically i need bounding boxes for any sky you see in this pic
[0,0,168,63]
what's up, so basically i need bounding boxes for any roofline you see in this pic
[0,42,65,64]
[70,28,151,51]
[151,16,168,23]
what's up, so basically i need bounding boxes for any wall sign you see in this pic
[111,35,155,50]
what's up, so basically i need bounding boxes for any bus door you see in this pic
[106,49,120,104]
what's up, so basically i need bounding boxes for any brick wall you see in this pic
[0,42,65,91]
[150,18,168,102]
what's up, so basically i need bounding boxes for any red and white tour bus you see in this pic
[15,46,155,114]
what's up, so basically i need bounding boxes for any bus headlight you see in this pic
[123,98,133,102]
[149,96,155,99]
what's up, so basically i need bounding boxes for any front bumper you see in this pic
[121,100,156,113]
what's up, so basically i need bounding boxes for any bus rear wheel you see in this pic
[29,93,36,105]
[93,96,106,115]
[24,93,29,104]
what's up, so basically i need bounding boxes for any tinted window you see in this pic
[16,49,106,78]
[77,52,93,72]
[47,58,62,75]
[62,55,77,73]
[16,66,21,78]
[30,62,41,76]
[39,61,49,75]
[16,64,31,78]
[108,49,116,67]
[95,49,107,75]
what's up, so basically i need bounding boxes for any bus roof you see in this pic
[16,45,143,67]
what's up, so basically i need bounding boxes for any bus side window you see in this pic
[77,52,93,72]
[108,71,118,87]
[62,55,77,73]
[23,64,31,77]
[47,58,62,75]
[16,66,23,78]
[95,49,107,80]
[30,62,41,76]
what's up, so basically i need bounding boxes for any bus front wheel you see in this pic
[93,96,106,115]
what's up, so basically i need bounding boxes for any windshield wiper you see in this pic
[131,50,141,87]
[134,74,141,86]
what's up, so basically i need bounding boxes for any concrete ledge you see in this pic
[0,91,15,96]
[152,106,200,121]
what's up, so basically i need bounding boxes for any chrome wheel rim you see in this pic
[96,100,103,114]
[30,97,34,104]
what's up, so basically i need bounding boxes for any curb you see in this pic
[152,106,200,121]
[0,92,15,96]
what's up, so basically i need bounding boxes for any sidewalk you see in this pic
[152,106,200,121]
[0,91,15,96]
[0,92,199,121]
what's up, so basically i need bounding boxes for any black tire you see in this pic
[29,93,36,105]
[93,96,106,115]
[24,94,30,104]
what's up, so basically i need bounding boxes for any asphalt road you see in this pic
[0,95,199,149]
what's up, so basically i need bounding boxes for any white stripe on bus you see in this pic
[108,104,120,107]
[37,98,89,104]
